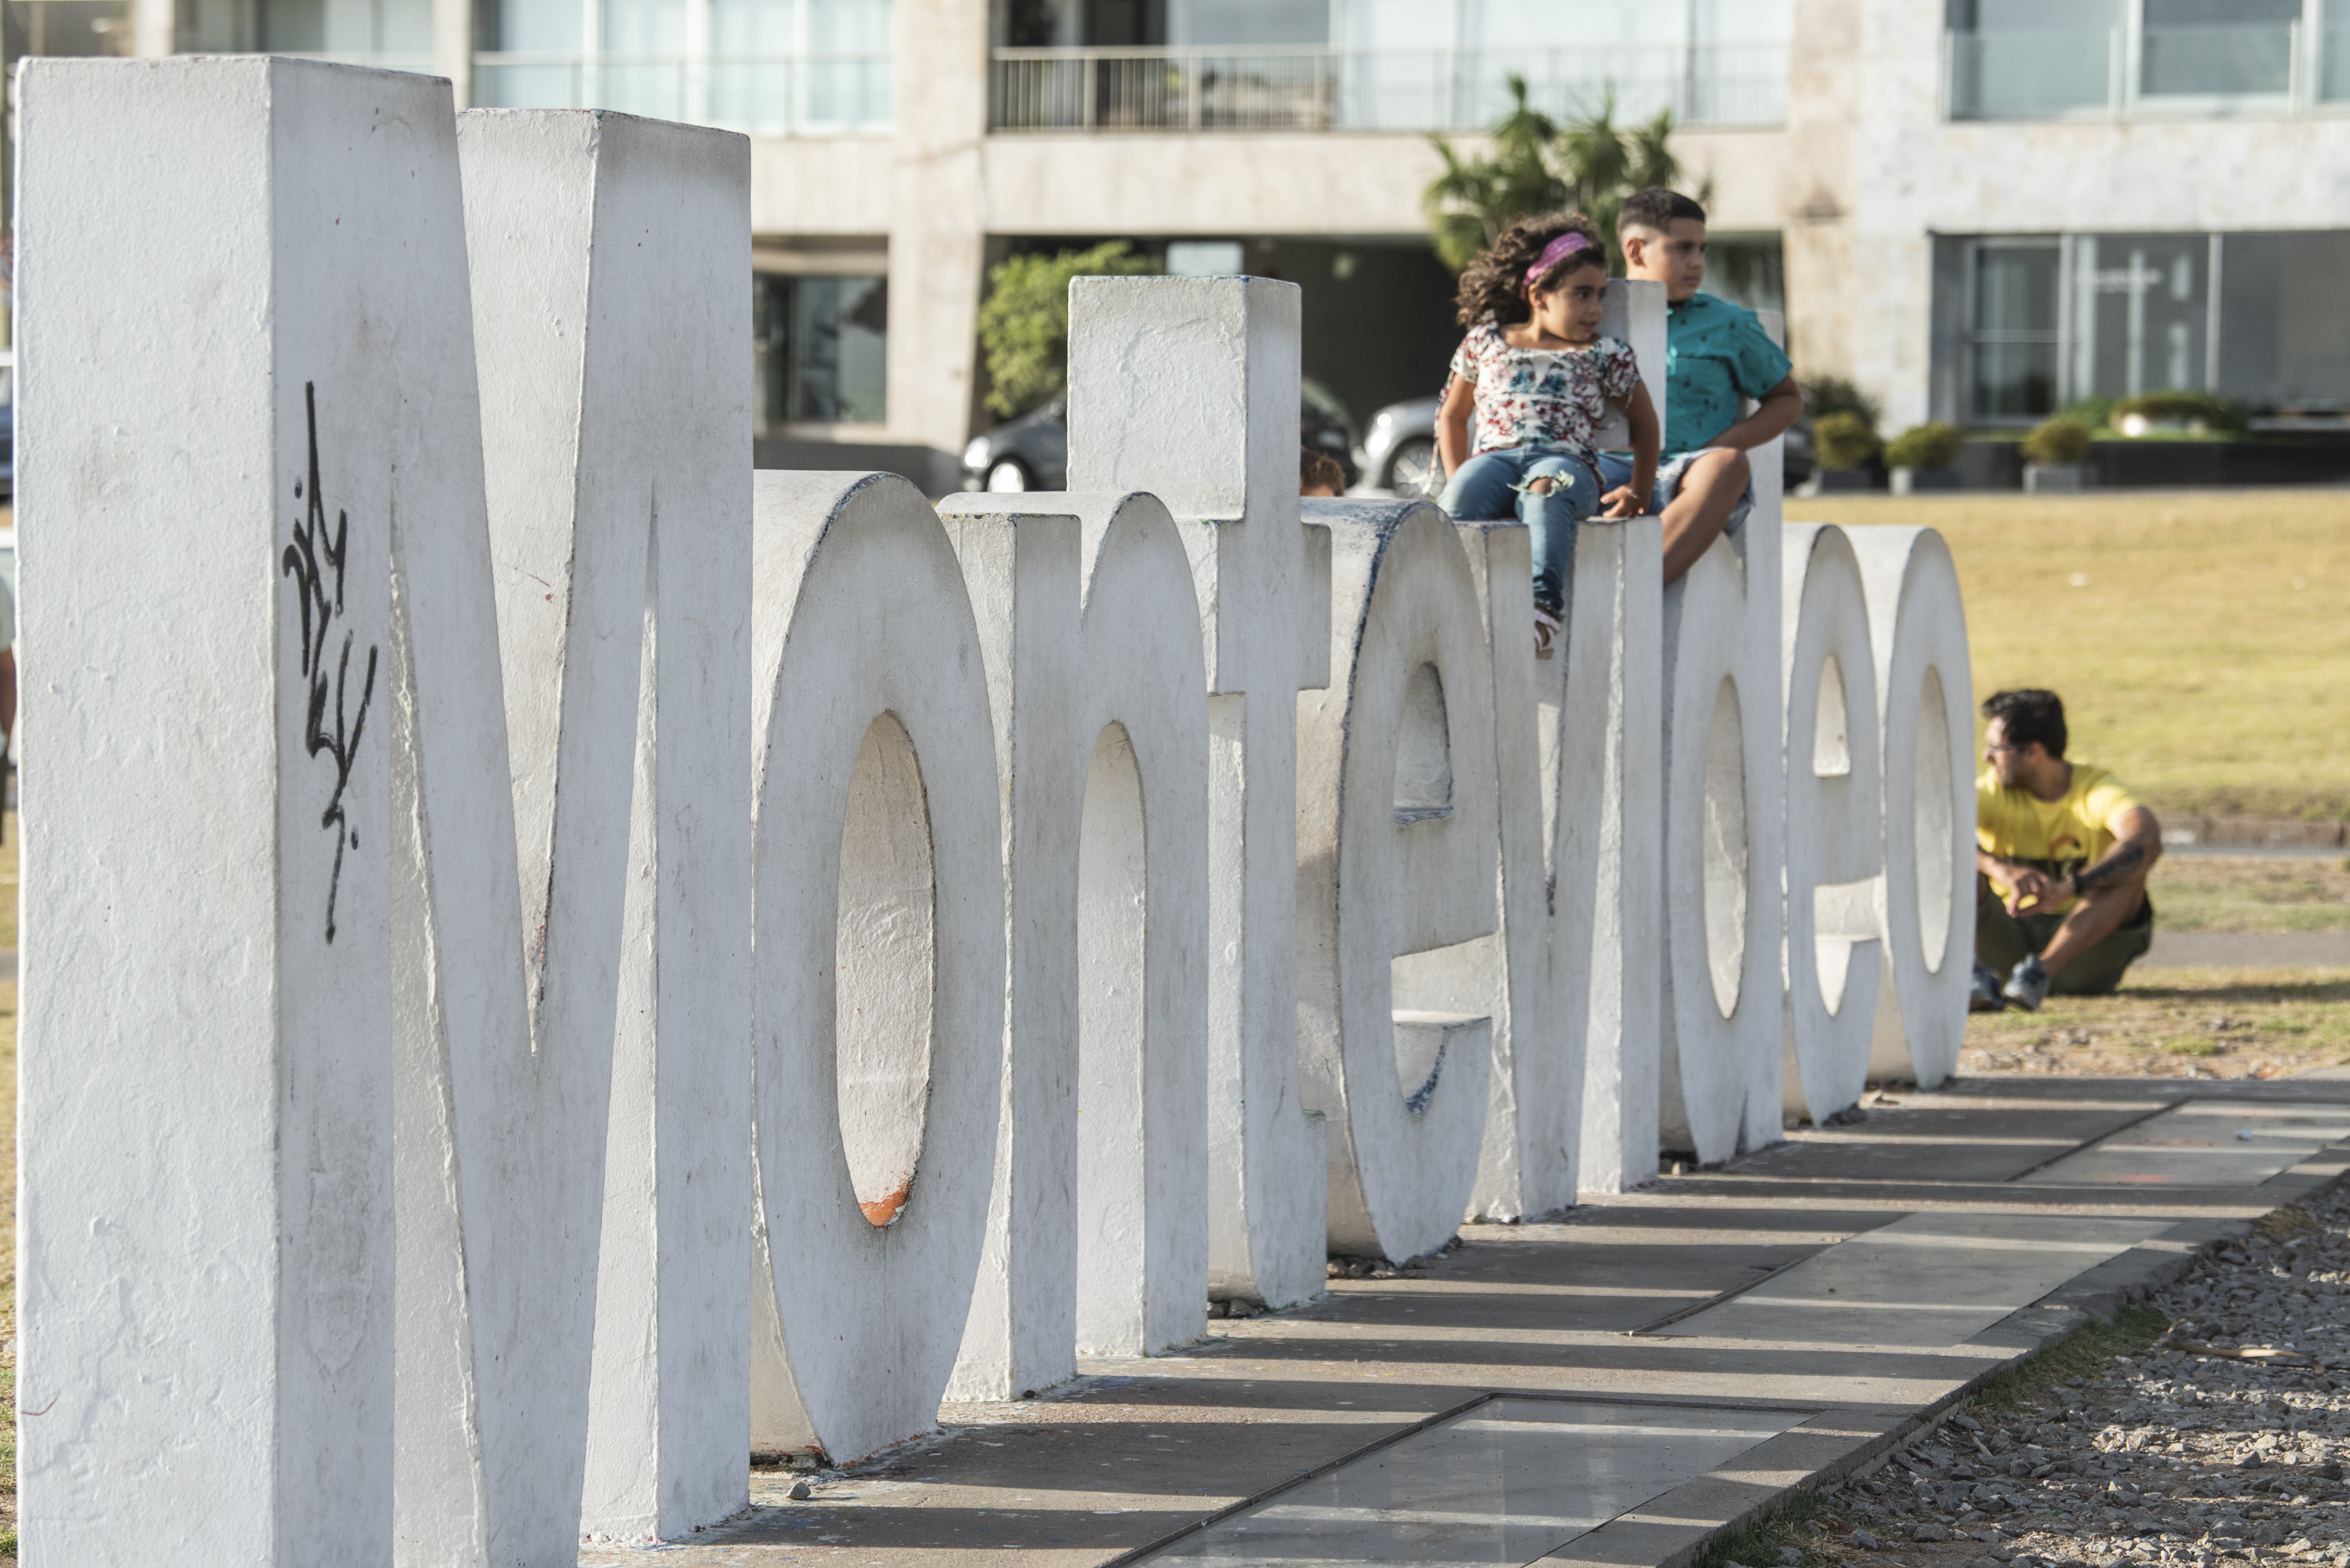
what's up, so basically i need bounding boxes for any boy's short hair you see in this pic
[1982,688,2068,759]
[1618,187,1708,238]
[1300,448,1345,495]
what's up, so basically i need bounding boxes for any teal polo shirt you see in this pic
[1659,292,1793,459]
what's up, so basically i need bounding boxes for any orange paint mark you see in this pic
[859,1176,913,1227]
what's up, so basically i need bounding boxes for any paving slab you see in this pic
[2015,1098,2350,1187]
[581,1079,2350,1568]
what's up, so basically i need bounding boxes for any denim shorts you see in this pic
[1597,448,1754,539]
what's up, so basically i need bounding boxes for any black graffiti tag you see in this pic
[282,383,379,944]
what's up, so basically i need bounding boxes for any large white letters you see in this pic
[1065,275,1334,1308]
[1659,315,1790,1165]
[17,58,463,1564]
[1300,501,1500,1262]
[939,492,1210,1399]
[19,66,1989,1550]
[747,472,1005,1463]
[1780,524,1886,1123]
[1851,527,1975,1090]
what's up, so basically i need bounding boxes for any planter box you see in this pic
[2024,462,2097,493]
[1803,469,1880,495]
[1890,466,1963,495]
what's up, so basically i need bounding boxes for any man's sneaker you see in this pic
[2004,954,2052,1012]
[1970,960,2007,1013]
[1534,605,1562,659]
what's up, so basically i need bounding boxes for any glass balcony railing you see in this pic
[2141,22,2297,99]
[2327,29,2350,101]
[1947,20,2334,121]
[470,52,892,132]
[1947,30,2117,120]
[988,43,1789,134]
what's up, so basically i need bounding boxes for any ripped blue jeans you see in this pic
[1436,445,1601,616]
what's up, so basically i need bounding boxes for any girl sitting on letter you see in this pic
[1436,214,1660,656]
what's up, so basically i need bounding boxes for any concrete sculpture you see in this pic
[1065,275,1334,1310]
[16,56,1975,1562]
[1658,314,1792,1166]
[746,471,1006,1465]
[1852,528,1975,1090]
[17,56,455,1564]
[445,112,757,1551]
[938,492,1210,1399]
[1298,499,1501,1263]
[1780,524,1886,1124]
[1435,281,1667,1219]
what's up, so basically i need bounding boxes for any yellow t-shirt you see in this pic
[1977,762,2142,915]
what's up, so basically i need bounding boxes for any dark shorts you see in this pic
[1976,885,2155,997]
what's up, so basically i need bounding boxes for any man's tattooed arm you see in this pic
[2071,839,2147,895]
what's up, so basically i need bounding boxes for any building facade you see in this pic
[44,0,2350,485]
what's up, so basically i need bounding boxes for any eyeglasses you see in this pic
[1984,742,2021,754]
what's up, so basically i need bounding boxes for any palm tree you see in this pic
[1423,76,1700,273]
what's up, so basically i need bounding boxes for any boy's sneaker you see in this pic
[1969,960,2007,1013]
[2003,954,2052,1013]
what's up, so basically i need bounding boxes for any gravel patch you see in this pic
[1797,1183,2350,1568]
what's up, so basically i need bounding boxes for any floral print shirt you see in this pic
[1448,323,1640,466]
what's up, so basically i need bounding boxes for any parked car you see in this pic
[962,378,1360,492]
[1358,394,1443,498]
[1360,393,1819,499]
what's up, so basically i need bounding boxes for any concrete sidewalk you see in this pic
[585,1079,2350,1567]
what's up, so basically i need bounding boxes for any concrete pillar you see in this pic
[886,0,991,491]
[1779,0,1862,387]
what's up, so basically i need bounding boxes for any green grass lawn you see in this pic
[2151,853,2350,932]
[1798,488,2350,822]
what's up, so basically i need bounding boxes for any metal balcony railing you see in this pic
[987,43,1790,134]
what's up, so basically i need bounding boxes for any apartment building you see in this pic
[24,0,2350,488]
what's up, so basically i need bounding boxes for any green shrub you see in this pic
[2061,394,2117,430]
[2022,415,2094,465]
[2112,390,2250,435]
[1801,376,1882,430]
[1814,411,1880,472]
[976,241,1161,416]
[1883,420,1965,471]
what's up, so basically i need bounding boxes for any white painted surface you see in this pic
[1847,526,1973,1091]
[938,490,1209,1397]
[1779,524,1884,1125]
[442,110,754,1550]
[1564,518,1665,1197]
[1299,499,1499,1262]
[1432,280,1667,1218]
[748,470,1005,1463]
[1066,275,1332,1307]
[1658,315,1789,1165]
[16,56,463,1564]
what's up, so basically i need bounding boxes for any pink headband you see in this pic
[1524,232,1597,293]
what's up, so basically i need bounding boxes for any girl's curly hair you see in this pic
[1454,212,1607,328]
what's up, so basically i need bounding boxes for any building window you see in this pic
[1945,230,2350,422]
[471,0,892,133]
[756,273,888,428]
[1965,242,2062,419]
[1948,0,2319,120]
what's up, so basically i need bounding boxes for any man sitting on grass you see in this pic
[1974,688,2164,1011]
